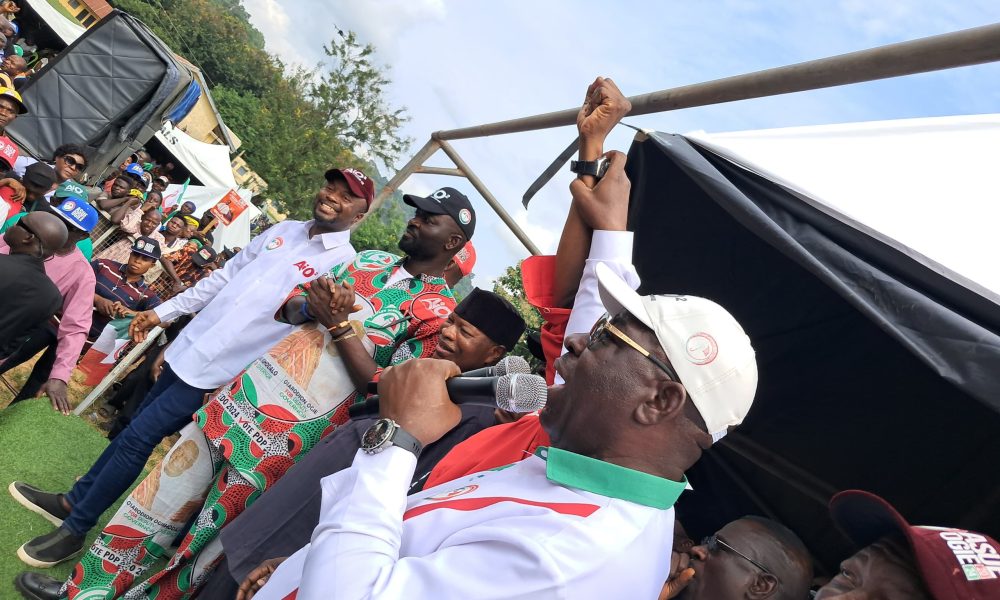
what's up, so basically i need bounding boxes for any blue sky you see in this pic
[242,0,1000,284]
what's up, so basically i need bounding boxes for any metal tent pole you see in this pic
[432,22,1000,141]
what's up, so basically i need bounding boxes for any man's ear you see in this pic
[634,379,686,426]
[351,211,366,226]
[444,233,465,252]
[747,573,779,599]
[484,345,506,367]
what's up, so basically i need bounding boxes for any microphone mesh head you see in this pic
[494,355,531,377]
[495,373,547,413]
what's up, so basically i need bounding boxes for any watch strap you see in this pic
[389,425,423,457]
[570,158,609,179]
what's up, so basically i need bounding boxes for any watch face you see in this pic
[362,418,394,453]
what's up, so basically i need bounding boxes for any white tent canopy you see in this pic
[155,124,238,189]
[161,183,261,250]
[23,0,85,46]
[686,114,1000,298]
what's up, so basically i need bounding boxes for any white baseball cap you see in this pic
[595,263,758,438]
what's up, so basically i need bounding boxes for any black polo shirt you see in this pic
[0,252,62,351]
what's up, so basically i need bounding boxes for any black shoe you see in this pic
[8,482,71,526]
[17,528,84,568]
[13,571,64,600]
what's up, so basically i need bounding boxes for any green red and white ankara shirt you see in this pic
[255,446,686,600]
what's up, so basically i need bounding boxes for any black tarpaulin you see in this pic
[625,132,1000,573]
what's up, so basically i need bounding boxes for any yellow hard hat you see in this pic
[0,86,27,114]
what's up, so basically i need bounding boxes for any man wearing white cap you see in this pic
[250,233,758,597]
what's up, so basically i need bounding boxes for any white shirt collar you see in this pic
[304,221,352,250]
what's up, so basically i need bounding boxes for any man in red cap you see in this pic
[443,240,475,286]
[9,168,375,578]
[816,490,1000,599]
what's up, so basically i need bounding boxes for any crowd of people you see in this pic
[0,60,996,600]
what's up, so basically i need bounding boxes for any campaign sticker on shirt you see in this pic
[426,484,478,501]
[266,237,283,251]
[410,292,453,322]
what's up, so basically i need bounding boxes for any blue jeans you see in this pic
[62,363,212,536]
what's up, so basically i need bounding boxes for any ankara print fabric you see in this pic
[61,251,455,600]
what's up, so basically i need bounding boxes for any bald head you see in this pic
[3,212,69,258]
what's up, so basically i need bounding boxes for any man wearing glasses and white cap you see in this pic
[248,248,758,599]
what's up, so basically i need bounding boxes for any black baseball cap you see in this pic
[403,187,476,239]
[23,161,57,189]
[131,236,161,259]
[192,245,217,267]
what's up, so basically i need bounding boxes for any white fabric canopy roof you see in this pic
[161,183,262,250]
[686,114,1000,298]
[23,0,86,46]
[155,124,238,189]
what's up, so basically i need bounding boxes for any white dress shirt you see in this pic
[257,445,683,600]
[154,220,355,389]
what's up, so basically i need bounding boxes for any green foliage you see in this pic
[493,262,543,367]
[109,1,411,220]
[350,199,408,255]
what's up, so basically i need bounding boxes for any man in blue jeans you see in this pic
[8,168,375,571]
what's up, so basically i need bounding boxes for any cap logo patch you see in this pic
[456,247,469,261]
[1,144,14,158]
[71,207,88,221]
[431,189,451,202]
[343,168,367,183]
[458,208,472,225]
[199,249,212,260]
[938,531,1000,581]
[685,332,719,365]
[62,200,77,211]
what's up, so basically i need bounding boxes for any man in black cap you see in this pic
[402,186,476,242]
[22,161,58,201]
[192,288,526,600]
[89,236,162,343]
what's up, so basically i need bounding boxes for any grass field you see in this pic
[0,364,165,598]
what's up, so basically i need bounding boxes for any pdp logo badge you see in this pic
[686,332,719,365]
[458,208,472,225]
[62,200,77,211]
[426,484,478,501]
[266,237,283,251]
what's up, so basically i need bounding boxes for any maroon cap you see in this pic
[830,490,1000,599]
[325,167,375,210]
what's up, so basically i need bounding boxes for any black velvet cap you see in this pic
[454,288,526,351]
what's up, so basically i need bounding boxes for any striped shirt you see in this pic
[90,259,161,338]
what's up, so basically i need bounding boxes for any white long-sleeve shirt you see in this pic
[257,445,684,600]
[154,220,355,389]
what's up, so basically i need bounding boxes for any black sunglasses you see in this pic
[702,534,776,578]
[16,219,45,257]
[61,155,87,170]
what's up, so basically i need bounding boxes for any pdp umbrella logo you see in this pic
[266,237,283,251]
[426,484,478,501]
[458,208,472,225]
[685,332,718,365]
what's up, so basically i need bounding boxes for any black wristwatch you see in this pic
[570,157,610,179]
[361,418,423,457]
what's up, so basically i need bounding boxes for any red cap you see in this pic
[326,167,375,210]
[830,490,1000,599]
[452,241,476,276]
[0,135,19,170]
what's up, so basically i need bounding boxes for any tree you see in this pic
[493,262,543,368]
[349,199,408,255]
[310,30,412,167]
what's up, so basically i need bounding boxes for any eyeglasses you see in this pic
[702,534,776,577]
[588,313,681,383]
[60,155,86,171]
[15,219,44,257]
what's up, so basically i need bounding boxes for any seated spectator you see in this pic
[89,237,162,343]
[13,144,89,193]
[0,198,99,414]
[0,53,28,90]
[0,86,26,136]
[142,214,189,288]
[814,490,999,599]
[95,207,164,264]
[0,212,67,350]
[665,516,813,600]
[152,175,170,193]
[96,175,141,220]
